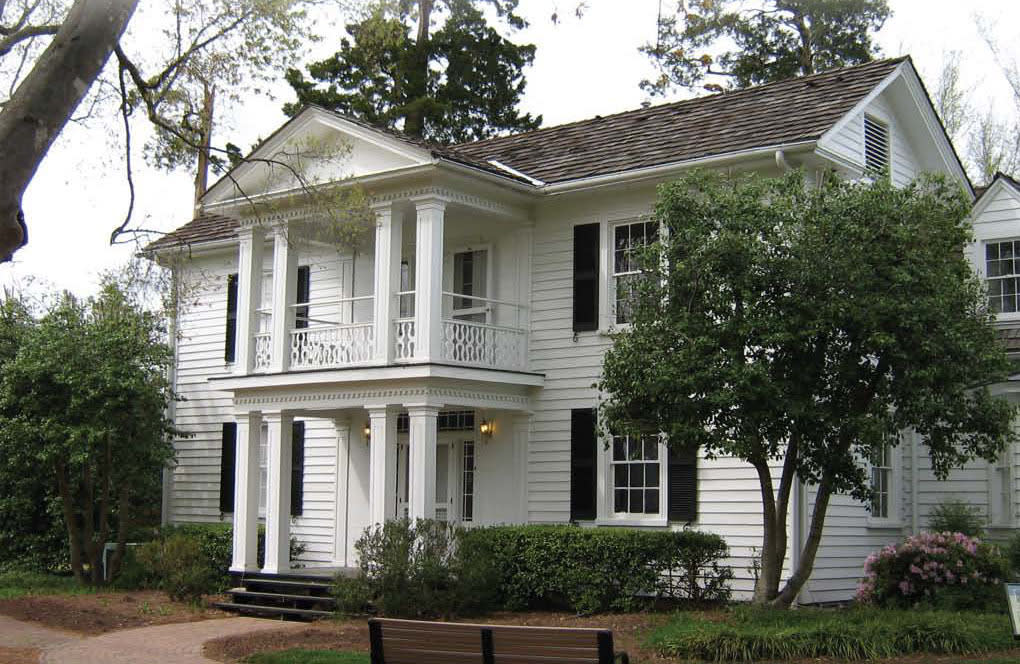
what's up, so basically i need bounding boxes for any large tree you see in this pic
[641,0,890,95]
[284,0,541,143]
[599,170,1015,607]
[0,0,323,262]
[0,280,177,583]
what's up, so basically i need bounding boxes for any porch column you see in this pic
[270,225,296,373]
[413,199,445,362]
[230,411,261,572]
[407,405,440,520]
[367,406,398,525]
[512,413,532,523]
[263,411,293,574]
[372,204,404,363]
[234,226,265,375]
[332,417,351,567]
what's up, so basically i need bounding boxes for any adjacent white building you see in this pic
[149,56,1011,604]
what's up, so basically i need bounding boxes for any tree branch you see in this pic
[0,22,57,57]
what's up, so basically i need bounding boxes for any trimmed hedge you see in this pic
[459,525,732,614]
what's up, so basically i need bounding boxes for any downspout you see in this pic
[775,149,793,172]
[911,431,920,534]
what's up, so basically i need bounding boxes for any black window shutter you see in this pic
[224,273,238,362]
[667,446,698,523]
[295,266,310,329]
[573,223,600,332]
[219,422,237,513]
[291,421,305,517]
[570,408,598,520]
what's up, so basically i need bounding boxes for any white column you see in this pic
[333,417,351,567]
[407,405,439,520]
[413,199,446,362]
[512,413,532,523]
[235,226,265,375]
[368,406,398,525]
[270,226,296,373]
[263,412,293,574]
[230,411,262,572]
[372,204,404,363]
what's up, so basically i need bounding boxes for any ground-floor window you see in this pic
[611,434,661,515]
[870,443,892,519]
[991,451,1013,525]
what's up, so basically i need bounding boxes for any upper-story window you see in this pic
[986,240,1020,313]
[864,114,890,175]
[612,220,659,325]
[453,249,488,323]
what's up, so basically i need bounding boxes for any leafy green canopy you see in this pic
[0,282,177,582]
[284,0,541,144]
[600,171,1014,504]
[642,0,890,94]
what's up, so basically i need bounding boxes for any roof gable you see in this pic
[971,172,1020,223]
[202,107,435,206]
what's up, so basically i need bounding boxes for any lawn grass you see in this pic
[244,651,369,664]
[0,570,94,599]
[648,606,1016,662]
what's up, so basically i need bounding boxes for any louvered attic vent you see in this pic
[864,114,890,174]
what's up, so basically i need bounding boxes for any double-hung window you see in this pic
[870,443,893,519]
[612,220,658,325]
[986,240,1020,314]
[991,451,1013,525]
[610,434,661,515]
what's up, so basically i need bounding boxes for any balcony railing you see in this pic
[290,323,375,368]
[440,318,527,370]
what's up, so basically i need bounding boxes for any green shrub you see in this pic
[857,532,1007,611]
[343,519,498,619]
[650,607,1014,662]
[927,498,986,537]
[135,534,216,602]
[459,525,732,614]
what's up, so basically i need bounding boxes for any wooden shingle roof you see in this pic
[449,57,905,184]
[148,58,906,251]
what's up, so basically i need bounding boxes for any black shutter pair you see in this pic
[573,224,599,332]
[295,266,310,329]
[224,273,238,362]
[218,420,305,517]
[568,408,698,522]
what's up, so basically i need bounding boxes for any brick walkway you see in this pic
[0,615,302,664]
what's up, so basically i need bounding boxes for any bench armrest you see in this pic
[615,651,630,664]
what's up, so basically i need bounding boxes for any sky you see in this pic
[2,0,1019,297]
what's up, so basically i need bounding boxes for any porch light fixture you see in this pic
[363,422,371,443]
[479,419,493,439]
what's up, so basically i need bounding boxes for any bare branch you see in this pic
[109,63,135,245]
[0,23,57,57]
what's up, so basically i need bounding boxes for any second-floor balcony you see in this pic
[232,193,532,377]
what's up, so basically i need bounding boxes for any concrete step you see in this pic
[213,601,334,620]
[229,589,337,609]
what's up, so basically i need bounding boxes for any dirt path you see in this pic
[40,617,304,664]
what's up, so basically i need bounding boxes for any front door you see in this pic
[395,438,472,522]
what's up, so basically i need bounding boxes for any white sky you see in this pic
[2,0,1018,296]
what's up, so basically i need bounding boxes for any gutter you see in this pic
[541,141,817,195]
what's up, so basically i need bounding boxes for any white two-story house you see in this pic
[150,56,1004,604]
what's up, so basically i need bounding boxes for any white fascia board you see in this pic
[209,363,546,391]
[145,237,240,264]
[540,141,817,194]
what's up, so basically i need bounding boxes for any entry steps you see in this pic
[214,571,337,620]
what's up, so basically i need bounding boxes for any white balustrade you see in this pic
[290,324,375,369]
[253,333,273,371]
[393,319,416,361]
[440,319,527,371]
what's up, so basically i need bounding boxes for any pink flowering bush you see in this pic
[856,532,1007,611]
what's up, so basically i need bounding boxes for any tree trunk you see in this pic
[193,81,214,208]
[751,458,779,603]
[107,484,131,581]
[402,0,433,138]
[0,0,138,261]
[55,461,84,584]
[772,473,834,607]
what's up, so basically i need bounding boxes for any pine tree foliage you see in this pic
[284,0,541,144]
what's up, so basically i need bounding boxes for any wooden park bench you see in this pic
[368,617,630,664]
